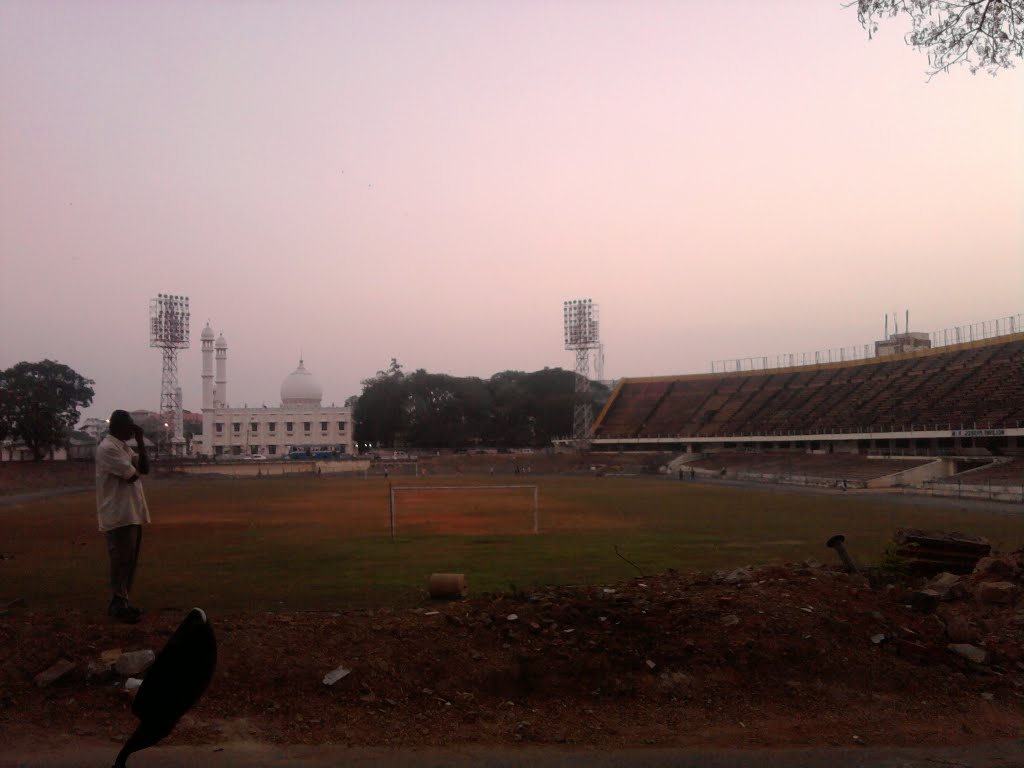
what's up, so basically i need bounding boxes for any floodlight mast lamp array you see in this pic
[149,294,190,457]
[563,299,601,444]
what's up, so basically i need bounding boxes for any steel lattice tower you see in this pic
[563,299,601,445]
[149,294,190,456]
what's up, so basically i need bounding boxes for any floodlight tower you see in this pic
[563,299,601,444]
[149,294,190,457]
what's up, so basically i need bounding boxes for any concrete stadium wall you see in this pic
[865,458,949,489]
[910,484,1024,504]
[686,465,867,489]
[176,460,370,478]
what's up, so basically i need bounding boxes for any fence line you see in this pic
[711,313,1022,374]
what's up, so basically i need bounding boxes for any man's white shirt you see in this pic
[95,435,150,532]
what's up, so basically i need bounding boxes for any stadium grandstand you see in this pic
[588,317,1024,465]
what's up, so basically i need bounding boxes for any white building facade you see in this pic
[195,323,355,458]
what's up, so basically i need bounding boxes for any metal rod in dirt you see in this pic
[826,534,858,573]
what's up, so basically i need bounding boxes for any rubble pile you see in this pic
[892,529,993,576]
[1,552,1021,749]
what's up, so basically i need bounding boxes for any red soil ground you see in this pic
[2,557,1021,751]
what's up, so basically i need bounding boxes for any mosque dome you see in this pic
[215,333,228,350]
[201,323,215,341]
[281,359,323,406]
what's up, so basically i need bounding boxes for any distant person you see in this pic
[690,468,696,481]
[95,410,150,623]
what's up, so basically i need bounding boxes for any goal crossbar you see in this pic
[389,484,540,539]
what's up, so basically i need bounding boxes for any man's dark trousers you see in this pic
[105,524,142,604]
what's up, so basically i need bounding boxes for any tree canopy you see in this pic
[352,362,608,450]
[0,360,95,461]
[856,0,1024,75]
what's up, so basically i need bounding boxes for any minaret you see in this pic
[201,323,215,410]
[215,333,228,408]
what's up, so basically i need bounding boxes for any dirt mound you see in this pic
[2,556,1021,749]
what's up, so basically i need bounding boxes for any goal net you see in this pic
[389,484,540,538]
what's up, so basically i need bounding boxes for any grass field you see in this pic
[3,474,1022,613]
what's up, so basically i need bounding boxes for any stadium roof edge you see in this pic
[615,331,1024,387]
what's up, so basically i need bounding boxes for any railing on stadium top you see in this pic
[710,314,1022,374]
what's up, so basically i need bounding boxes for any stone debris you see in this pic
[974,556,1017,580]
[924,573,963,600]
[723,567,753,584]
[114,650,155,677]
[322,666,351,685]
[977,582,1020,605]
[893,529,991,576]
[947,643,988,664]
[33,659,76,688]
[721,614,740,627]
[944,615,975,644]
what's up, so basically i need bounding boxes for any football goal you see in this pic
[388,484,540,539]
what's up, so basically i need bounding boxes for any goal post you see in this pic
[388,484,540,540]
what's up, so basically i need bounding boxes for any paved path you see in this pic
[680,476,1024,515]
[2,740,1022,768]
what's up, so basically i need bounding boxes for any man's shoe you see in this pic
[111,605,140,624]
[109,600,140,623]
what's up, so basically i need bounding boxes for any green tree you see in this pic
[353,359,407,449]
[855,0,1024,75]
[0,360,95,461]
[353,362,610,450]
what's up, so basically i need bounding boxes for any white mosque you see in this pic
[193,323,355,458]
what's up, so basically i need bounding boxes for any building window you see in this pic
[232,446,241,455]
[250,423,258,433]
[251,445,259,455]
[215,446,224,455]
[268,423,276,433]
[337,421,346,431]
[215,423,224,434]
[320,421,328,431]
[268,445,277,455]
[233,423,241,433]
[286,422,294,432]
[303,422,311,432]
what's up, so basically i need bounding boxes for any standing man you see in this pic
[95,410,150,623]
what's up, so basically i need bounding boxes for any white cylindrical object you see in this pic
[202,328,214,410]
[215,334,228,407]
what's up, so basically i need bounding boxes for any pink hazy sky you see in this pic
[1,1,1021,421]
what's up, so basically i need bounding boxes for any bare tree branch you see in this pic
[855,0,1023,76]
